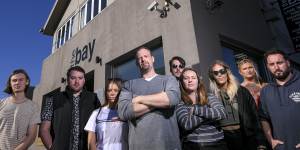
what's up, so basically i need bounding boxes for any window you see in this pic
[86,0,92,23]
[56,30,61,48]
[70,16,74,38]
[65,21,70,41]
[61,26,65,46]
[54,0,108,49]
[80,0,107,29]
[107,46,165,81]
[80,5,86,28]
[222,46,271,82]
[93,0,99,17]
[100,0,107,11]
[55,15,75,49]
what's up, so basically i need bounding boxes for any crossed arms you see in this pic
[118,76,180,120]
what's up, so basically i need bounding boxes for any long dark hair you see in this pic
[102,78,122,108]
[179,68,208,105]
[4,69,30,94]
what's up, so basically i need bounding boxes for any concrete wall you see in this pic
[34,0,278,107]
[190,0,274,84]
[33,0,199,104]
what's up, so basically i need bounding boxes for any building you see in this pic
[34,0,299,109]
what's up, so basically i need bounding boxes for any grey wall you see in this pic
[34,0,278,107]
[33,0,199,105]
[190,0,274,85]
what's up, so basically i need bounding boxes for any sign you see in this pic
[277,0,300,51]
[70,39,96,67]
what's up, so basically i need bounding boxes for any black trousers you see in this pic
[223,129,257,150]
[182,140,228,150]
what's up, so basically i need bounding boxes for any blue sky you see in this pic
[0,1,55,98]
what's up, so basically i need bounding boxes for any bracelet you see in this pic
[257,145,267,150]
[47,144,52,150]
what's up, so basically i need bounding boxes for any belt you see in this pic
[183,140,226,147]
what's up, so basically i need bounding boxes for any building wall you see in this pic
[190,0,274,84]
[34,0,277,107]
[33,0,199,105]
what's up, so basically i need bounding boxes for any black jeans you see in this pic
[182,140,228,150]
[223,129,257,150]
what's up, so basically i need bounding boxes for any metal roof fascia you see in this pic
[42,0,71,36]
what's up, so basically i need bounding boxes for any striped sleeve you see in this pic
[176,102,205,131]
[193,94,226,121]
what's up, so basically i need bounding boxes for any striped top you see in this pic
[176,94,226,143]
[0,97,40,149]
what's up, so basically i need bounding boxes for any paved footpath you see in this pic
[29,138,45,150]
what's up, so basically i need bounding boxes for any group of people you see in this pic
[0,47,299,150]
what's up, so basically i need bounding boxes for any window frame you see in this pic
[53,0,108,49]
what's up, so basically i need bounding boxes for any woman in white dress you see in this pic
[85,78,128,150]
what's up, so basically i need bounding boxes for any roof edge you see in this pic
[42,0,71,36]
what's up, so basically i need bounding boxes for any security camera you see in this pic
[147,1,159,11]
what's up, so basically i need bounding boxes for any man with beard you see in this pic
[118,47,181,150]
[40,66,99,150]
[259,50,300,150]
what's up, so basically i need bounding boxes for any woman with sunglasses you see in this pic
[84,78,128,150]
[208,60,267,150]
[237,59,266,109]
[176,68,228,150]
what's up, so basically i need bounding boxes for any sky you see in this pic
[0,1,56,98]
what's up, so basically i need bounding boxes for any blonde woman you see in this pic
[208,60,266,150]
[84,78,128,150]
[176,68,227,150]
[237,59,266,108]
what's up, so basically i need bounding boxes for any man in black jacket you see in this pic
[40,66,99,150]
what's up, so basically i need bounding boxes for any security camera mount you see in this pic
[147,1,159,11]
[147,0,181,18]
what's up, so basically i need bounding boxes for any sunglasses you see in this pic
[172,64,184,69]
[213,68,227,76]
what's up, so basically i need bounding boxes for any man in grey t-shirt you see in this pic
[118,47,181,150]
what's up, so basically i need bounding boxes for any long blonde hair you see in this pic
[208,60,239,100]
[237,58,265,86]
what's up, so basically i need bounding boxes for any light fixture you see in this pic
[206,0,224,13]
[95,56,102,66]
[165,0,181,9]
[61,77,66,83]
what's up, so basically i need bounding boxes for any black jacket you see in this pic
[236,86,267,149]
[51,87,99,150]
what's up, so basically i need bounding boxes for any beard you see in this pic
[271,68,291,81]
[139,62,152,73]
[140,67,151,74]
